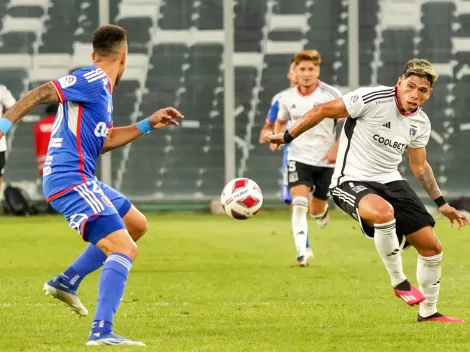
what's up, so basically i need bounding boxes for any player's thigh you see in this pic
[386,181,437,254]
[50,181,126,245]
[330,181,385,238]
[287,160,313,198]
[98,182,148,238]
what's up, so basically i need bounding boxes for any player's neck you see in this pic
[94,62,118,87]
[297,80,318,96]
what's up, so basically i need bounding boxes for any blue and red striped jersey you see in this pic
[43,65,114,201]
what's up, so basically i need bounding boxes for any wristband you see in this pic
[0,118,13,135]
[136,118,152,134]
[283,130,294,144]
[434,196,447,207]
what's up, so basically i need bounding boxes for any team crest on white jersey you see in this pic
[409,125,418,140]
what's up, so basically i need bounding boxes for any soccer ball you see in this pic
[220,178,263,220]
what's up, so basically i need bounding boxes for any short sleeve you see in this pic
[266,100,279,124]
[276,100,290,122]
[342,88,368,119]
[1,86,16,109]
[50,71,107,104]
[409,122,431,149]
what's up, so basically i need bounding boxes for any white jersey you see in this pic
[0,85,16,152]
[277,81,342,168]
[330,85,431,187]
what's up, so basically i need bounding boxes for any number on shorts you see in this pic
[288,161,296,172]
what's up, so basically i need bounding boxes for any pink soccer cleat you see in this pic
[393,280,425,306]
[418,312,464,323]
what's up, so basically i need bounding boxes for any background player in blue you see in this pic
[0,25,183,346]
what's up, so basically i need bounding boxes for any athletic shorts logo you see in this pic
[409,125,418,140]
[58,75,77,89]
[289,172,299,183]
[350,95,359,103]
[351,185,367,194]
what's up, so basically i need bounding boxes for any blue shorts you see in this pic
[280,146,292,204]
[50,180,132,245]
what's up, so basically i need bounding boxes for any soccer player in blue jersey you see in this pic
[0,25,183,346]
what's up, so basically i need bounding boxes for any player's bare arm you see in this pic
[101,107,183,154]
[259,121,273,144]
[408,147,469,229]
[0,82,59,139]
[265,98,349,145]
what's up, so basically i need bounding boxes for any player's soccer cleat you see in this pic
[296,255,308,267]
[417,312,464,323]
[43,276,88,316]
[393,279,425,306]
[86,332,146,346]
[316,208,330,229]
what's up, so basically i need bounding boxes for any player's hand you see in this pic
[264,132,285,146]
[321,148,337,164]
[269,143,281,152]
[0,131,4,140]
[439,204,469,230]
[259,126,273,144]
[148,107,184,129]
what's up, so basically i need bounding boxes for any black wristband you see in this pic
[434,196,447,207]
[283,131,294,144]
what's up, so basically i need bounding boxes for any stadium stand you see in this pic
[0,0,467,200]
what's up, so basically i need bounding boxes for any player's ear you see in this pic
[425,88,433,100]
[91,51,96,61]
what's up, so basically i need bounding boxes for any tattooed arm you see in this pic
[408,147,469,228]
[408,147,442,200]
[0,82,59,139]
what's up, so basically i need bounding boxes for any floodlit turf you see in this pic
[1,210,470,351]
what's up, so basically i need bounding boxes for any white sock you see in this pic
[292,197,308,258]
[417,252,442,317]
[374,220,407,287]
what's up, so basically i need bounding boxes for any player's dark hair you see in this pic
[403,58,438,86]
[92,25,127,56]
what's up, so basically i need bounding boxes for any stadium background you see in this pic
[0,0,467,211]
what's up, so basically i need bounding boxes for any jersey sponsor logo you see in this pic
[373,134,407,151]
[409,125,418,140]
[94,122,110,138]
[350,95,359,103]
[376,98,393,104]
[58,75,77,89]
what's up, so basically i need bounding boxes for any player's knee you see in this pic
[361,198,394,224]
[419,239,443,257]
[292,197,309,215]
[117,240,138,260]
[131,214,148,239]
[373,205,394,224]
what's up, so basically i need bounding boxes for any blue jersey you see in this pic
[266,88,290,124]
[44,65,113,201]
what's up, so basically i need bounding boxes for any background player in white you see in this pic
[0,84,16,197]
[266,59,468,322]
[274,50,341,266]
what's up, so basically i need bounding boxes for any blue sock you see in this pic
[92,253,133,335]
[61,245,107,290]
[306,236,310,249]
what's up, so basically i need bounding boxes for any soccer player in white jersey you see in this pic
[266,59,468,322]
[274,50,341,267]
[0,84,16,195]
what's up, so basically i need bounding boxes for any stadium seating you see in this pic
[0,0,468,200]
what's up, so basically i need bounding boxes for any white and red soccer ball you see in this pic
[220,178,263,220]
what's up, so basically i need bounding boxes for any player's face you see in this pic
[397,75,433,111]
[287,62,298,86]
[295,61,320,88]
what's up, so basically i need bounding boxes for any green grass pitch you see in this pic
[1,210,470,351]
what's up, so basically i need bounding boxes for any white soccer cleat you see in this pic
[43,279,88,316]
[86,332,146,346]
[316,210,330,229]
